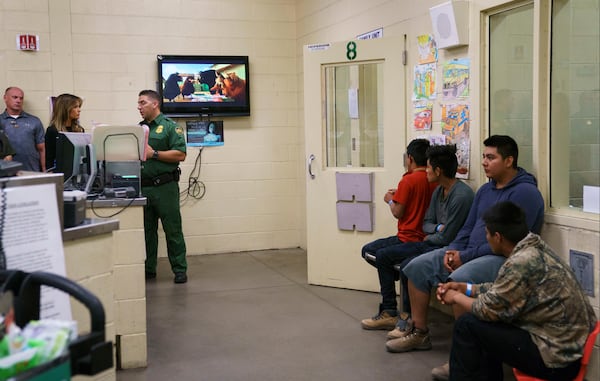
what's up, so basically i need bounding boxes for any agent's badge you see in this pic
[156,125,164,134]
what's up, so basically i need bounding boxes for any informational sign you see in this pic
[2,184,71,320]
[348,88,359,119]
[16,34,39,51]
[583,185,599,214]
[569,250,594,296]
[357,28,383,40]
[307,43,331,52]
[186,120,224,147]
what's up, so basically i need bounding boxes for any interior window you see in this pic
[489,3,535,173]
[550,0,599,212]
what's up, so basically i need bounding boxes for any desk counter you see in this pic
[64,197,147,371]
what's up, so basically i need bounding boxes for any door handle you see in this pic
[307,154,316,179]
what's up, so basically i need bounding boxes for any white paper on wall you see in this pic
[583,185,600,214]
[2,183,72,320]
[348,88,359,119]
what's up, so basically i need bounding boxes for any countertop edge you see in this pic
[63,218,120,241]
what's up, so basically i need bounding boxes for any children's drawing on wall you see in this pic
[417,35,437,64]
[413,101,433,131]
[186,120,224,147]
[442,58,470,99]
[441,103,470,142]
[429,134,447,146]
[413,63,436,100]
[455,138,470,179]
[416,134,447,146]
[441,103,470,178]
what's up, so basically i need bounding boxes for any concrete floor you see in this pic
[116,248,516,381]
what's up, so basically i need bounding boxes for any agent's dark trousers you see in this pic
[143,181,187,275]
[362,236,437,312]
[450,313,580,381]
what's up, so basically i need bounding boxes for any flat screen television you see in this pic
[157,54,250,117]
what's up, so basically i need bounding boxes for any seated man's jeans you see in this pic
[403,247,506,294]
[362,236,438,312]
[450,313,580,381]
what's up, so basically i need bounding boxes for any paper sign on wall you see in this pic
[2,184,71,320]
[348,88,359,119]
[357,28,383,40]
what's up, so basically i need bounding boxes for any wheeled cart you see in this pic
[0,270,113,380]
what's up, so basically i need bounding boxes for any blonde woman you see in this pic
[45,93,85,170]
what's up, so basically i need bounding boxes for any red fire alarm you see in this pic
[16,34,39,51]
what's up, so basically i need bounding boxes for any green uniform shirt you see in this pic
[141,113,186,179]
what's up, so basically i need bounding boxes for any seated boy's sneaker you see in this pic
[385,328,432,352]
[360,310,398,330]
[431,362,449,381]
[386,312,412,340]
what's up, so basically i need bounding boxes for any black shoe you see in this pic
[145,272,157,280]
[174,272,188,284]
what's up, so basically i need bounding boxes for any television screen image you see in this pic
[157,55,250,117]
[186,121,224,147]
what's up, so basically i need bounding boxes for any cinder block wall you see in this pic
[64,233,116,381]
[1,0,598,377]
[294,1,599,379]
[0,0,304,257]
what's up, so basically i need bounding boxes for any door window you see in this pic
[323,62,384,168]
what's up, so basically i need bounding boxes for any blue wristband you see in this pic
[466,282,473,297]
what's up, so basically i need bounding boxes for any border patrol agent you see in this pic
[137,89,188,284]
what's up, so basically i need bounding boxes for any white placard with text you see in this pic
[2,183,71,320]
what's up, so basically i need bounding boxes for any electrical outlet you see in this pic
[569,250,594,297]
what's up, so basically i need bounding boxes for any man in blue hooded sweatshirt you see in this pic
[386,135,544,364]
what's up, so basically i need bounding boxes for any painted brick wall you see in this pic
[0,0,303,257]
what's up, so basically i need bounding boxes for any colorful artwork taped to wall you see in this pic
[442,58,470,99]
[413,101,433,131]
[417,35,438,64]
[441,103,470,142]
[413,63,437,100]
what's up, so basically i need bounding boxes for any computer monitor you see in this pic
[55,132,96,192]
[91,125,146,162]
[91,125,146,196]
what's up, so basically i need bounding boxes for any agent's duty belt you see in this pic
[141,168,181,187]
